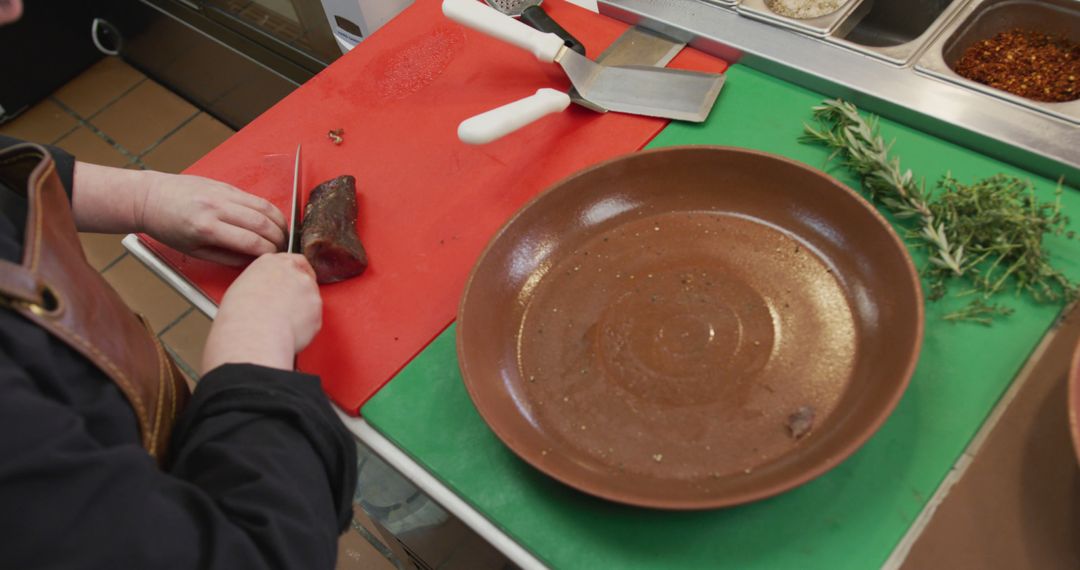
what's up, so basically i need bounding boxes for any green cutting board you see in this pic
[362,66,1080,569]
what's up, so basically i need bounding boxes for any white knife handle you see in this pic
[459,88,572,145]
[442,0,564,62]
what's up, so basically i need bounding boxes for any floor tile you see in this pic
[161,311,212,376]
[352,506,386,548]
[142,113,234,173]
[79,232,126,270]
[102,255,191,333]
[90,81,198,155]
[54,126,131,168]
[337,525,395,570]
[179,365,197,392]
[53,57,145,118]
[0,99,78,144]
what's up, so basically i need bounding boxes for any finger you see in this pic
[219,184,289,233]
[219,202,287,250]
[206,223,279,258]
[188,246,255,267]
[287,253,318,281]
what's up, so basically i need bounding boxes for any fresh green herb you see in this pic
[802,99,1077,324]
[801,100,965,276]
[942,298,1014,326]
[928,174,1075,306]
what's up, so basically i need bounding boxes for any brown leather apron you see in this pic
[0,143,189,464]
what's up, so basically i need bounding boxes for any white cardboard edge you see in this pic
[123,233,546,570]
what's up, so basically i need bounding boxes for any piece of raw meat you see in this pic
[300,175,368,284]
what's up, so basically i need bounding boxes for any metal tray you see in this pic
[827,0,971,66]
[737,0,864,37]
[915,0,1080,125]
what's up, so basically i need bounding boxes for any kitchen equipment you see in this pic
[459,25,689,143]
[456,146,923,509]
[322,0,414,51]
[485,0,586,55]
[287,143,303,254]
[135,0,731,414]
[443,0,724,122]
[565,24,685,112]
[0,0,101,123]
[738,0,865,37]
[915,0,1080,126]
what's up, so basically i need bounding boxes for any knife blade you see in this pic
[287,143,302,254]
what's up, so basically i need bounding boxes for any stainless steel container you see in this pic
[827,0,971,66]
[916,0,1080,125]
[738,0,865,36]
[599,0,1080,185]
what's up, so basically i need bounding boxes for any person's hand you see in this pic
[202,254,322,373]
[0,0,24,25]
[139,172,288,266]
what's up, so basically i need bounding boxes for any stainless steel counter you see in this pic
[598,0,1080,185]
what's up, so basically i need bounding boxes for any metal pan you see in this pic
[457,147,924,509]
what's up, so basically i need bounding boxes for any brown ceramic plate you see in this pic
[1070,341,1080,465]
[457,146,924,509]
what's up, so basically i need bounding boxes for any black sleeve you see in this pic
[0,354,357,570]
[0,134,76,198]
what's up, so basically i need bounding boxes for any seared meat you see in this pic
[300,175,368,284]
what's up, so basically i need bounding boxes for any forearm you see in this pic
[71,161,162,233]
[202,315,296,372]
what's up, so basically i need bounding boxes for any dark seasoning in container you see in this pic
[954,29,1079,103]
[915,0,1080,126]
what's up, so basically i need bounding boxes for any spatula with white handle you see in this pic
[442,0,724,123]
[458,88,571,144]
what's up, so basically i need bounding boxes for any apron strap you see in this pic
[0,259,44,306]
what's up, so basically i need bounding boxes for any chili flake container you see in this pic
[916,0,1080,126]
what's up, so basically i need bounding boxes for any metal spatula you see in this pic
[443,0,724,122]
[485,0,585,55]
[458,26,692,144]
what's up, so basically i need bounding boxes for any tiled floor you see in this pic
[1,57,396,570]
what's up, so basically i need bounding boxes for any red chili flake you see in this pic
[954,29,1079,103]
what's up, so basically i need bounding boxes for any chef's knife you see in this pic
[287,143,302,254]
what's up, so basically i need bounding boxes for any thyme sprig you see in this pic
[801,99,1077,324]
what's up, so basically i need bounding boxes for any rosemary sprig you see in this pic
[801,99,966,276]
[801,99,1077,324]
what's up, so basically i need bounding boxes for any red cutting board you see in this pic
[141,0,728,414]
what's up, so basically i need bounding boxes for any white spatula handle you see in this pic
[458,88,572,145]
[442,0,564,62]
